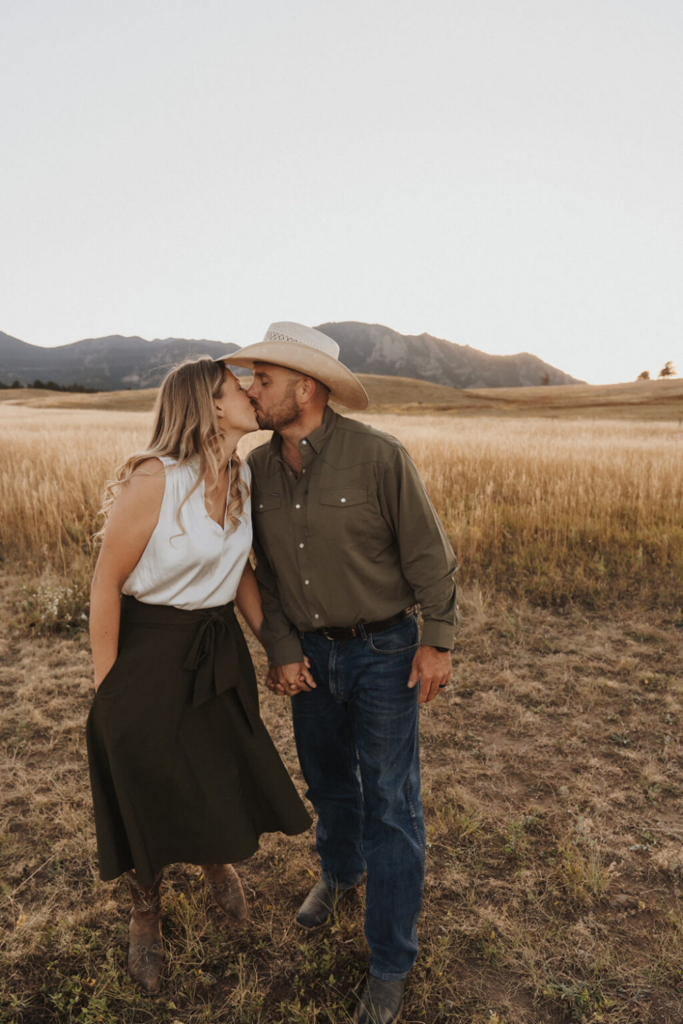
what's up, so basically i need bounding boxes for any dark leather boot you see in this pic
[295,878,343,930]
[354,975,406,1024]
[201,863,248,920]
[125,870,163,994]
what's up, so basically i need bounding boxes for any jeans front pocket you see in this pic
[368,614,420,655]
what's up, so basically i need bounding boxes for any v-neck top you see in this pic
[121,456,252,610]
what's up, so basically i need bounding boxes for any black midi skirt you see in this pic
[86,596,311,886]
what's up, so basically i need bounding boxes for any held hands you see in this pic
[408,646,452,704]
[266,657,316,697]
[265,647,452,702]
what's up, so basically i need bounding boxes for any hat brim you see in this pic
[219,341,369,411]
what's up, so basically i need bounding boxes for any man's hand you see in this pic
[408,646,452,704]
[266,658,316,697]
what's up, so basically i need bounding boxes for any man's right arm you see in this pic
[251,529,316,694]
[251,530,306,666]
[247,451,313,693]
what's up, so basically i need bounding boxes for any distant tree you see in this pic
[28,378,99,393]
[11,380,22,389]
[636,370,650,381]
[658,361,676,379]
[64,382,99,393]
[540,371,551,386]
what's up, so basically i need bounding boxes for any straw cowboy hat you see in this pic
[220,322,369,411]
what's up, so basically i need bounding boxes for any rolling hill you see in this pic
[0,322,582,391]
[2,374,681,420]
[0,332,239,391]
[317,322,583,388]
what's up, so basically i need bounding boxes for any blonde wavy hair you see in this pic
[96,357,249,539]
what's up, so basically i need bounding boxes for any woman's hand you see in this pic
[93,660,117,693]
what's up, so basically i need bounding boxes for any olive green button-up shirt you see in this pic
[247,406,458,667]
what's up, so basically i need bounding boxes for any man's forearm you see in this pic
[420,613,457,651]
[380,446,459,650]
[418,572,458,649]
[251,537,304,665]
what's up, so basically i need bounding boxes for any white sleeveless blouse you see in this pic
[121,456,252,610]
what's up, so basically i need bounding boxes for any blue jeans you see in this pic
[292,613,425,980]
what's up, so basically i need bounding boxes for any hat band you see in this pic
[262,329,339,358]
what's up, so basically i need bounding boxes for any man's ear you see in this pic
[298,376,317,405]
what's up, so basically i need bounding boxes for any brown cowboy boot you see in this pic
[201,863,248,920]
[125,870,164,994]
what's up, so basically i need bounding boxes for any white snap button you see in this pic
[295,504,301,509]
[302,469,306,473]
[341,498,346,503]
[304,579,310,585]
[299,543,304,548]
[314,614,319,619]
[301,440,307,445]
[259,503,263,509]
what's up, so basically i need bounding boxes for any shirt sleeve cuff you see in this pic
[265,635,305,668]
[420,620,456,650]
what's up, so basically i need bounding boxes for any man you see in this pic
[222,323,457,1024]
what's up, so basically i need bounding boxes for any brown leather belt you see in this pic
[310,606,415,642]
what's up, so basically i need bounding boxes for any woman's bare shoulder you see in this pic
[131,457,166,478]
[108,458,165,528]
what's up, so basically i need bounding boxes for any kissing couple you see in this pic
[87,322,458,1024]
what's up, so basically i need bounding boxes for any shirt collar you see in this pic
[304,405,338,453]
[267,404,338,462]
[267,430,283,461]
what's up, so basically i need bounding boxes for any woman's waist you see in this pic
[121,594,236,629]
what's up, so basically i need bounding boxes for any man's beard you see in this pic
[253,383,301,432]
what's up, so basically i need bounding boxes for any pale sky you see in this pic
[1,0,682,385]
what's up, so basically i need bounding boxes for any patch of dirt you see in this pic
[1,576,682,1023]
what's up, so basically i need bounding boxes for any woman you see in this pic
[87,357,311,994]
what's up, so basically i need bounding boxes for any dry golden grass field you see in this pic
[1,390,682,1024]
[2,375,683,419]
[2,400,681,606]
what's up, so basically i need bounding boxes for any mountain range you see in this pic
[318,323,582,389]
[0,332,240,391]
[0,323,583,391]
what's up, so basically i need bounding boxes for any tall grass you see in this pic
[0,409,151,572]
[1,407,681,605]
[379,415,683,605]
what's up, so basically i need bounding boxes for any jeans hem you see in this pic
[321,871,364,892]
[368,969,411,982]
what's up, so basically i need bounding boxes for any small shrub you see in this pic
[18,574,89,635]
[553,842,616,906]
[543,979,615,1022]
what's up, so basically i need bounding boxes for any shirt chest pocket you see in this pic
[319,487,367,509]
[254,493,282,513]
